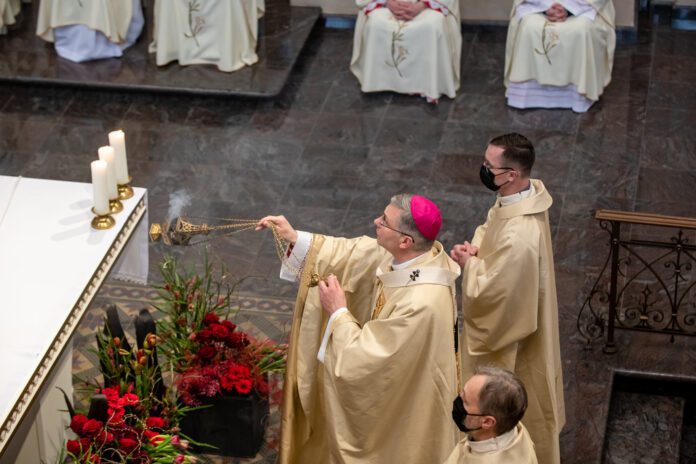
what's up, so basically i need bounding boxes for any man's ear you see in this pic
[481,415,497,431]
[399,235,414,249]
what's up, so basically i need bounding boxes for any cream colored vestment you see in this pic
[461,180,565,464]
[350,0,462,101]
[280,235,461,464]
[504,0,616,106]
[443,423,539,464]
[0,0,21,34]
[149,0,265,72]
[36,0,133,43]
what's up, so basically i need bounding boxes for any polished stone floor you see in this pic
[1,5,696,463]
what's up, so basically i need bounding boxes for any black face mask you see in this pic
[452,396,488,433]
[479,165,512,192]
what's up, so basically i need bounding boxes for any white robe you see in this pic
[36,0,143,63]
[0,0,21,34]
[149,0,265,73]
[350,0,462,101]
[504,0,616,112]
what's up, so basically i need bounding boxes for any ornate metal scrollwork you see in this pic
[578,213,696,352]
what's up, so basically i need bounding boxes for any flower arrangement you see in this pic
[154,254,287,406]
[65,387,196,464]
[64,307,200,463]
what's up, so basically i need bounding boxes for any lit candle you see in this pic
[98,146,119,200]
[108,130,129,185]
[91,160,110,216]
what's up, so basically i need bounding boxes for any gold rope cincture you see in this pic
[149,215,327,287]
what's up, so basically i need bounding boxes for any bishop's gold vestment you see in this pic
[505,0,616,103]
[443,423,538,464]
[350,0,462,101]
[461,180,565,464]
[280,235,461,464]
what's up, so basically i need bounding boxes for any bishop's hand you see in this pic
[318,275,347,315]
[256,215,298,244]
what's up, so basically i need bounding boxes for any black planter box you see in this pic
[181,392,269,457]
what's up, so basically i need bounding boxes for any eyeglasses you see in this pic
[483,159,515,172]
[377,215,414,241]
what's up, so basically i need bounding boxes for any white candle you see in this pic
[108,130,129,185]
[98,146,118,200]
[91,160,110,216]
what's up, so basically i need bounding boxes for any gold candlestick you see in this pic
[109,198,124,214]
[91,208,116,230]
[118,176,134,200]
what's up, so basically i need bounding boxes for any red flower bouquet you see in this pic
[154,255,287,407]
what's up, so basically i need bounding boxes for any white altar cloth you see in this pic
[0,176,148,460]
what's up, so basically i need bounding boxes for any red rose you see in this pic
[107,408,125,427]
[221,320,236,332]
[145,416,167,429]
[220,374,236,392]
[94,429,114,447]
[79,437,91,450]
[143,429,158,441]
[196,329,211,342]
[198,345,216,361]
[101,387,119,401]
[81,419,103,437]
[236,379,253,395]
[118,437,139,454]
[210,323,228,340]
[148,434,165,445]
[121,393,139,406]
[203,313,219,325]
[69,414,88,435]
[66,439,82,456]
[229,364,251,380]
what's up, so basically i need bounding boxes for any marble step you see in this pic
[680,423,696,464]
[603,391,685,464]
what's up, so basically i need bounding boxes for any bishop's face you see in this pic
[373,204,412,254]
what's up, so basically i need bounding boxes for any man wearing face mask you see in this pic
[446,366,537,463]
[450,133,565,464]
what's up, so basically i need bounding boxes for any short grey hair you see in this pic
[389,194,434,252]
[474,366,528,435]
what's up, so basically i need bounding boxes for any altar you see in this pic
[0,176,148,463]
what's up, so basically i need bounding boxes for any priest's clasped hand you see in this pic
[544,2,569,22]
[256,215,298,244]
[387,0,427,21]
[318,275,347,315]
[450,241,479,267]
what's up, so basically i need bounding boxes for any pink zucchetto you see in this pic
[410,195,442,240]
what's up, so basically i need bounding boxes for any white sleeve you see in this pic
[317,307,349,363]
[279,230,313,282]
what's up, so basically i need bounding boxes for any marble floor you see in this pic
[1,5,696,464]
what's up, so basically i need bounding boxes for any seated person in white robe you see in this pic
[36,0,144,63]
[149,0,265,72]
[445,366,538,464]
[350,0,462,103]
[504,0,616,112]
[0,0,21,35]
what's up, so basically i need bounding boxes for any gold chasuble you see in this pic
[461,180,565,464]
[443,423,538,464]
[280,235,461,464]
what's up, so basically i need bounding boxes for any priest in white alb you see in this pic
[504,0,616,112]
[350,0,462,103]
[36,0,144,63]
[451,134,565,464]
[257,194,461,464]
